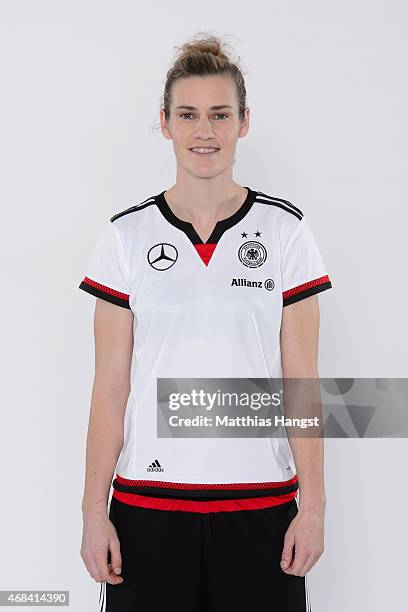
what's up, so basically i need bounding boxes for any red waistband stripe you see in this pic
[112,489,297,513]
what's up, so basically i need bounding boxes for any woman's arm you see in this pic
[80,298,133,584]
[279,295,325,576]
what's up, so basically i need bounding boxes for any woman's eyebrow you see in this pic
[175,105,233,111]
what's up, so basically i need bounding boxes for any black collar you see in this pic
[155,186,257,245]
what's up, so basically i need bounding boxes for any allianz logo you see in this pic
[231,278,275,291]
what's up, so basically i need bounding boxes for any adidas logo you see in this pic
[147,459,164,472]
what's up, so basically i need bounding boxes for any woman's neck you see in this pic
[164,181,248,225]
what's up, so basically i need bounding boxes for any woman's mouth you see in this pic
[189,147,220,156]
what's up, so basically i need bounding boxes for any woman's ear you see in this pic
[160,109,172,141]
[238,106,250,138]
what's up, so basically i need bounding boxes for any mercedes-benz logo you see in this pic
[147,243,178,270]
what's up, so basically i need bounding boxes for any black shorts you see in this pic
[98,493,311,612]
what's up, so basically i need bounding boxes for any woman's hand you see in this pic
[80,510,124,585]
[280,507,325,577]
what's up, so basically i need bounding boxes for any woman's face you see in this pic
[160,75,249,180]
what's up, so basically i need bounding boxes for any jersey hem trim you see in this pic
[115,474,298,489]
[113,474,299,499]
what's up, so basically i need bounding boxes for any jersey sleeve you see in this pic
[281,215,332,306]
[78,221,131,309]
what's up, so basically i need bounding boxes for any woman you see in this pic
[79,33,332,612]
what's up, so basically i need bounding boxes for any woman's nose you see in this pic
[193,117,216,138]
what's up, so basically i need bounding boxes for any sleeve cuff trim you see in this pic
[79,277,130,309]
[282,276,332,306]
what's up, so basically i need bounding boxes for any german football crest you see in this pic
[238,241,267,268]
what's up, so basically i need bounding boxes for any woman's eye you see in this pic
[179,113,228,120]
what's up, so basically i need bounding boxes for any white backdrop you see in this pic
[1,1,407,611]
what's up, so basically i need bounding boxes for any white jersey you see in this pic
[79,186,332,489]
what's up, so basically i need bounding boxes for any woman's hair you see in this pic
[161,32,247,122]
